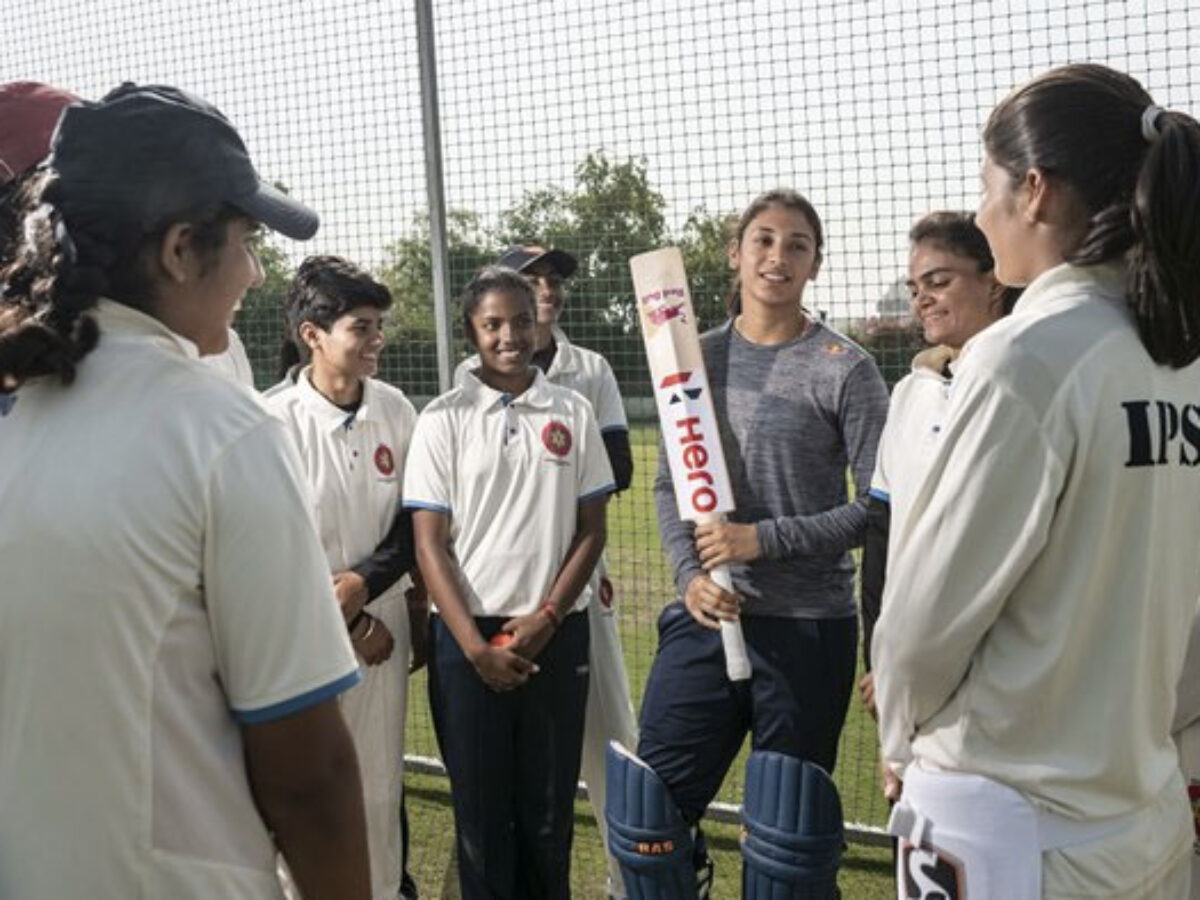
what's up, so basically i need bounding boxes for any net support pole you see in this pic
[415,0,453,393]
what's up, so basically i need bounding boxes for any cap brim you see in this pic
[538,248,577,278]
[499,246,577,278]
[233,180,319,241]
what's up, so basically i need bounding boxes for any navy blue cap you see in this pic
[496,244,577,279]
[49,83,318,240]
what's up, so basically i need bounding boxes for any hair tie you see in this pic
[1141,105,1165,143]
[53,216,78,269]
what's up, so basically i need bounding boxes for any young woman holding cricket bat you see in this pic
[404,265,615,899]
[634,188,889,893]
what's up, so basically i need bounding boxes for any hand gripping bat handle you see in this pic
[709,564,751,681]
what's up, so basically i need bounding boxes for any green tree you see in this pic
[677,205,736,331]
[496,151,670,385]
[376,208,493,338]
[374,208,493,396]
[235,238,295,389]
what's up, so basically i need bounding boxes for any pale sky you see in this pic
[7,0,1199,320]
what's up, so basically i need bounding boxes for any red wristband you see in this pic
[539,603,561,628]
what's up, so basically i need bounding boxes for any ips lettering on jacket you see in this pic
[1122,400,1200,467]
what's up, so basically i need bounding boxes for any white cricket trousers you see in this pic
[1177,720,1200,900]
[279,588,411,900]
[891,764,1192,899]
[579,575,638,899]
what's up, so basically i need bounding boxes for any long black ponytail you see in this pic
[984,64,1200,368]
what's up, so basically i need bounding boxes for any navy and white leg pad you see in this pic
[741,751,844,899]
[605,741,699,900]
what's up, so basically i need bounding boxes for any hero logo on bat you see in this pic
[659,371,719,515]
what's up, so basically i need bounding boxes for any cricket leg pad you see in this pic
[605,741,699,900]
[741,751,844,900]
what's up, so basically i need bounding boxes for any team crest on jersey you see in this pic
[374,444,395,476]
[900,841,966,899]
[542,421,572,457]
[824,342,849,356]
[599,576,614,610]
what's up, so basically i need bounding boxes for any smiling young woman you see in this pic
[265,255,420,900]
[858,212,1016,801]
[0,84,368,900]
[617,188,889,895]
[405,266,615,898]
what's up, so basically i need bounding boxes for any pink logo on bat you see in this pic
[639,286,687,325]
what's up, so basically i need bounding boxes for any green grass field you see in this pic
[402,423,895,897]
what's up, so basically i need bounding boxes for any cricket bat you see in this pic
[630,247,751,682]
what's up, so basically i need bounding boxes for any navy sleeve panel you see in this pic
[602,428,634,493]
[350,507,416,601]
[860,492,891,671]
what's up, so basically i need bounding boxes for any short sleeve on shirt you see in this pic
[869,435,891,502]
[576,403,617,503]
[403,408,455,514]
[204,419,360,723]
[592,359,629,433]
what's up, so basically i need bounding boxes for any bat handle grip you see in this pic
[710,564,751,682]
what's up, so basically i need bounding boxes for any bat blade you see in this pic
[630,248,735,521]
[630,247,751,682]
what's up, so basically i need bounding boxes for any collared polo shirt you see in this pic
[267,371,417,573]
[456,326,629,434]
[0,300,359,898]
[404,369,615,617]
[869,344,956,540]
[203,327,255,387]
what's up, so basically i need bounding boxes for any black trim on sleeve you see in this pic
[602,428,634,493]
[861,492,891,671]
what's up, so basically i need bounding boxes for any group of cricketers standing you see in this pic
[0,61,1198,900]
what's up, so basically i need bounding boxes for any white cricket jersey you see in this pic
[403,369,616,617]
[203,326,256,387]
[874,262,1200,889]
[869,344,956,540]
[267,370,417,573]
[455,326,629,433]
[0,300,359,899]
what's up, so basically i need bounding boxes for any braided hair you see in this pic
[0,170,240,390]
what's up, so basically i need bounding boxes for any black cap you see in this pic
[48,83,318,240]
[496,244,577,279]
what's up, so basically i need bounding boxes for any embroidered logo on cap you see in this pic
[542,421,572,457]
[374,444,395,476]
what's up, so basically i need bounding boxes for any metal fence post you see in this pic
[415,0,453,394]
